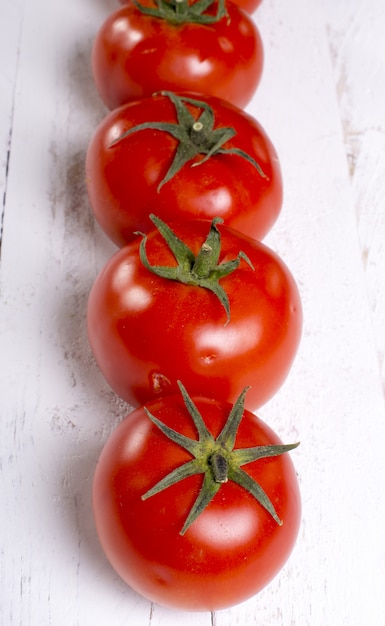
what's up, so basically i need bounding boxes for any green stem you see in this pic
[141,381,300,535]
[210,453,229,483]
[110,91,267,190]
[133,0,227,25]
[137,214,254,323]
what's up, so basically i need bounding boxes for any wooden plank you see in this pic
[223,0,385,621]
[324,0,385,392]
[0,0,384,624]
[0,0,25,243]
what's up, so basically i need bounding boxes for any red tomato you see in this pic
[119,0,263,14]
[238,0,262,12]
[87,217,302,410]
[86,91,282,247]
[93,384,301,611]
[92,0,264,110]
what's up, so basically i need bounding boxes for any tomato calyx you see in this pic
[142,381,299,535]
[132,0,227,25]
[136,214,254,322]
[111,91,267,191]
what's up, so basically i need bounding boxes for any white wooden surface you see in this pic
[1,0,385,624]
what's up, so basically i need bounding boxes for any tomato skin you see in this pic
[87,219,302,410]
[236,0,262,12]
[86,92,282,247]
[92,1,263,110]
[92,393,301,611]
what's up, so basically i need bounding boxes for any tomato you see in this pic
[86,91,282,247]
[92,0,264,110]
[119,0,263,14]
[236,0,262,12]
[229,0,262,12]
[87,216,302,410]
[92,383,301,611]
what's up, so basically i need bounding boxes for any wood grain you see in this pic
[1,0,384,624]
[325,0,385,394]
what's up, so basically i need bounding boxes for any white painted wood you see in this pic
[0,0,24,240]
[324,0,385,393]
[1,0,384,624]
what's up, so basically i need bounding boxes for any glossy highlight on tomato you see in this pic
[92,0,264,110]
[87,217,302,410]
[92,386,301,611]
[86,91,283,247]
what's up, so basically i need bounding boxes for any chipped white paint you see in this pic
[325,0,385,394]
[1,0,385,624]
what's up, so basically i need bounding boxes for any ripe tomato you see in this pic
[86,91,282,247]
[87,217,302,410]
[92,0,264,110]
[93,383,301,611]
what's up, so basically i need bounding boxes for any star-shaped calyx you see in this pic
[132,0,227,25]
[142,381,299,535]
[136,214,254,323]
[111,91,267,190]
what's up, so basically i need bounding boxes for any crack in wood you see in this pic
[0,136,12,260]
